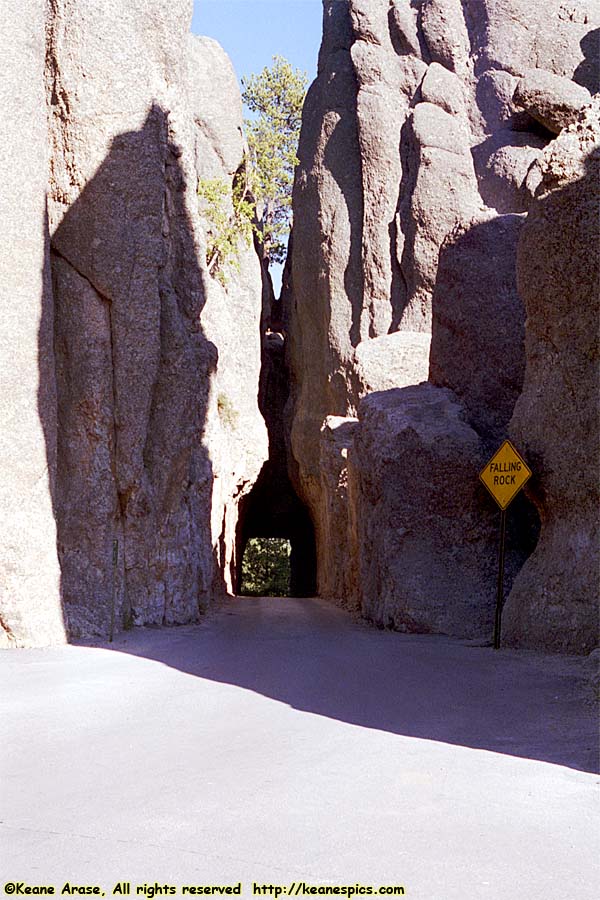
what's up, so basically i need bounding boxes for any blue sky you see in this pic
[191,0,323,86]
[191,1,323,294]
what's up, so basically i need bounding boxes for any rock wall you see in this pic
[503,100,600,653]
[1,0,597,653]
[285,0,598,647]
[0,0,65,648]
[0,1,267,645]
[429,213,526,446]
[349,385,500,636]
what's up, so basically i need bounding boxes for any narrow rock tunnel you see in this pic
[237,465,317,597]
[236,327,317,598]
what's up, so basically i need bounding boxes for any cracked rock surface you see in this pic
[504,99,600,653]
[285,0,598,647]
[1,0,267,645]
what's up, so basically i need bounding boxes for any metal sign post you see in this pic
[494,509,507,650]
[109,538,118,643]
[479,440,532,650]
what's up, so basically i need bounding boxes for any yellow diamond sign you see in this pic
[479,440,532,510]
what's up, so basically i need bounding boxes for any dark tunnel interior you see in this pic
[236,329,317,598]
[237,463,317,597]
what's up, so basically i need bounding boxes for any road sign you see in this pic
[479,440,532,649]
[479,439,532,510]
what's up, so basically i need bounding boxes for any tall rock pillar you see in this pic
[503,100,600,653]
[0,0,66,646]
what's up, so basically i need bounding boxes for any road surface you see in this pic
[1,597,598,899]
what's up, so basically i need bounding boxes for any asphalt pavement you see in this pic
[1,597,598,899]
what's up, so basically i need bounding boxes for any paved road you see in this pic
[1,597,598,899]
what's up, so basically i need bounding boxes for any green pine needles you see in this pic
[216,391,239,429]
[242,55,308,264]
[197,172,255,286]
[240,537,291,597]
[197,55,307,283]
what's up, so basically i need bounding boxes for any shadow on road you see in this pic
[101,596,598,775]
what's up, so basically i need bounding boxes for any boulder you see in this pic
[355,331,431,395]
[513,68,591,134]
[420,0,471,75]
[475,69,531,132]
[503,99,600,654]
[389,1,422,58]
[421,62,466,116]
[473,132,546,213]
[348,385,502,638]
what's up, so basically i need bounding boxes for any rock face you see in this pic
[189,35,268,602]
[355,332,431,396]
[0,0,65,648]
[285,0,598,646]
[503,100,600,654]
[1,1,598,655]
[348,386,501,637]
[513,68,591,134]
[317,416,360,608]
[0,1,267,645]
[429,213,526,445]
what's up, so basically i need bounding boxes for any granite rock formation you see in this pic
[429,213,526,446]
[285,0,598,646]
[1,0,598,654]
[0,0,65,647]
[503,99,600,653]
[513,68,592,135]
[348,385,500,636]
[0,0,267,645]
[317,416,360,608]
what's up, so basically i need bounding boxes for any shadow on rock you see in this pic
[42,105,217,641]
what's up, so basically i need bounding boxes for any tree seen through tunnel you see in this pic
[240,537,291,597]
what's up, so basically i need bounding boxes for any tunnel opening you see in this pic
[235,326,317,598]
[240,538,291,597]
[237,460,317,597]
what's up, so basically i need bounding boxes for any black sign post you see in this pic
[480,440,532,650]
[493,508,507,650]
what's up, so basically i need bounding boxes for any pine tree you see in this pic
[242,55,308,265]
